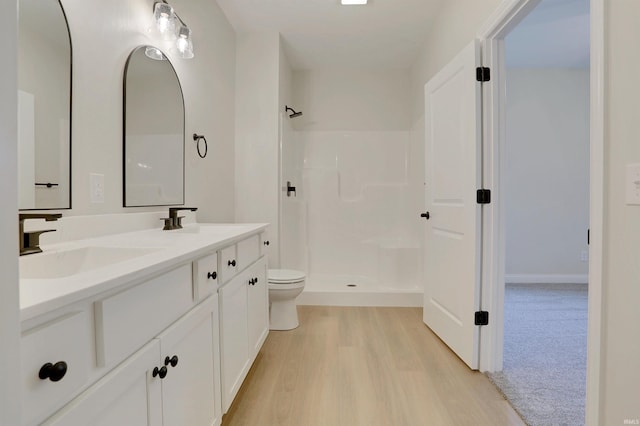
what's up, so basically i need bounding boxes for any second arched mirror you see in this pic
[123,46,185,207]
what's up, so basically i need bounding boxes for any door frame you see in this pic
[476,0,604,425]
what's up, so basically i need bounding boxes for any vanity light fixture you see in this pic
[341,0,368,4]
[175,24,194,59]
[153,0,194,59]
[153,2,177,40]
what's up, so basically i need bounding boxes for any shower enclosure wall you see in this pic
[280,115,422,306]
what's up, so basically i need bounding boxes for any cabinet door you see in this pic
[219,271,251,413]
[247,257,269,359]
[43,340,162,426]
[158,296,219,426]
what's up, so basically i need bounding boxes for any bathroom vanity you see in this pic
[19,223,269,425]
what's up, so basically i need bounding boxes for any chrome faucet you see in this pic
[19,213,62,256]
[161,207,197,230]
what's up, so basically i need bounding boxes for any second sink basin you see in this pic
[20,246,162,280]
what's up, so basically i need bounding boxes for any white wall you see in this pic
[601,1,640,423]
[59,0,236,220]
[234,32,281,266]
[292,69,411,131]
[0,0,21,422]
[505,68,590,282]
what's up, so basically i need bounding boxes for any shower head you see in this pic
[285,106,303,118]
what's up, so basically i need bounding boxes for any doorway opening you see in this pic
[476,0,603,424]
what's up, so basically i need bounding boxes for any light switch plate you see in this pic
[626,164,640,205]
[90,173,105,203]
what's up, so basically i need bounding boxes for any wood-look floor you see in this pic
[223,306,524,426]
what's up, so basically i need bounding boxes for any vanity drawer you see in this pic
[95,264,193,368]
[218,245,237,283]
[21,310,91,426]
[193,252,218,299]
[237,235,260,271]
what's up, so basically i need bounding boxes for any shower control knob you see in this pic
[207,271,217,280]
[420,212,430,220]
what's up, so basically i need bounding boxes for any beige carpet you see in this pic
[488,283,588,426]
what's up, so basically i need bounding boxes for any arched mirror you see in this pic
[18,0,72,210]
[123,46,185,207]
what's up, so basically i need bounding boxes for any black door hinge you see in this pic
[477,189,491,204]
[476,67,490,82]
[475,311,489,326]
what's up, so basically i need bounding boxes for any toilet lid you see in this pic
[268,269,306,284]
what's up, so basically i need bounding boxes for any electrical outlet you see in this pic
[90,173,104,203]
[580,250,588,262]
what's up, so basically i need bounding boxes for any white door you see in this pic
[423,40,483,370]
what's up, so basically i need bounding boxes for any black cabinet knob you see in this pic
[38,361,67,382]
[153,366,168,379]
[207,271,217,280]
[248,278,255,286]
[254,277,259,283]
[164,355,179,368]
[228,259,236,267]
[263,241,270,246]
[420,212,430,220]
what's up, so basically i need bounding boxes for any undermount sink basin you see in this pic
[20,246,161,280]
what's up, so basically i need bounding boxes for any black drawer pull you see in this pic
[39,361,67,382]
[164,355,179,368]
[207,271,217,280]
[228,259,236,267]
[153,366,168,379]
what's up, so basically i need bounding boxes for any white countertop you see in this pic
[20,223,268,321]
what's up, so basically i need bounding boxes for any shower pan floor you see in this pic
[298,274,422,307]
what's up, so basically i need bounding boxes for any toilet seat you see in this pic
[268,269,306,284]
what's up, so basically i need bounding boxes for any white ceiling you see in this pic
[216,0,590,71]
[215,0,445,70]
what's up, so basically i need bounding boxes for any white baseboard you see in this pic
[505,274,588,284]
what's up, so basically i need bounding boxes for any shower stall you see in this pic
[279,110,422,306]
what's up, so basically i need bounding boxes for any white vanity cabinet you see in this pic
[42,339,163,426]
[247,258,269,358]
[20,225,268,425]
[219,256,268,412]
[43,296,220,426]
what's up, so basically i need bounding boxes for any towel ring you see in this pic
[193,134,208,159]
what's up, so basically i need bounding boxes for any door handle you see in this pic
[420,212,430,220]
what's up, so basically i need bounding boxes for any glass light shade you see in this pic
[154,2,177,40]
[144,46,166,61]
[175,25,194,59]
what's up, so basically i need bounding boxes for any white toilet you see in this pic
[268,269,306,330]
